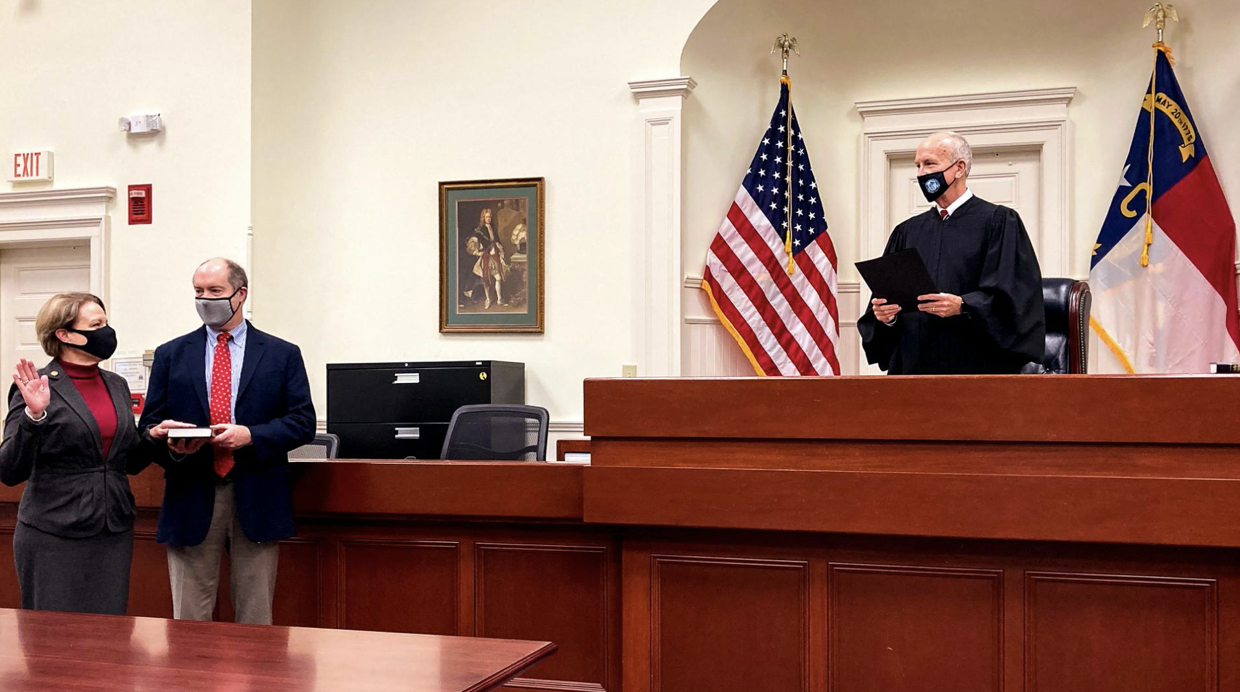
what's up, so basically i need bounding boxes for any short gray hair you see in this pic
[939,131,973,177]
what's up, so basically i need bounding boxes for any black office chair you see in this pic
[288,432,341,460]
[1022,278,1092,374]
[440,405,549,461]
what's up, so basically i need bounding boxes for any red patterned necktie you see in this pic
[939,208,949,221]
[210,331,234,477]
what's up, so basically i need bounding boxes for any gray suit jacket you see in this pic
[0,360,153,537]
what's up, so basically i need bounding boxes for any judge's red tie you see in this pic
[939,208,949,221]
[210,331,234,477]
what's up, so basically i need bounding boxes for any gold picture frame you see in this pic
[439,177,545,333]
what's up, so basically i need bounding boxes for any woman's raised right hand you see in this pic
[12,359,50,418]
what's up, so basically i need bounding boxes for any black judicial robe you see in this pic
[858,195,1045,374]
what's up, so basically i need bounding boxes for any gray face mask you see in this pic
[195,289,241,328]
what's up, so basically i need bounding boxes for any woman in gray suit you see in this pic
[0,292,153,614]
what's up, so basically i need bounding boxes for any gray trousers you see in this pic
[167,483,279,625]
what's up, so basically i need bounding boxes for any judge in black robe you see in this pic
[858,132,1045,374]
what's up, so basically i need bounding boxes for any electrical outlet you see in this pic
[622,364,637,378]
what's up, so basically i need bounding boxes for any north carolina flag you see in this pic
[1089,47,1239,373]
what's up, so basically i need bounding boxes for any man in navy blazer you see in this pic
[140,258,315,624]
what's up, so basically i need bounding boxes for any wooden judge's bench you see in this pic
[2,375,1239,692]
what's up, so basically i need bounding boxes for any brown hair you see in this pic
[35,292,105,359]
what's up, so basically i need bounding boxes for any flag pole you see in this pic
[1140,3,1178,268]
[772,34,799,276]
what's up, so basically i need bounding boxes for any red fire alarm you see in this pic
[128,184,152,225]
[130,392,145,415]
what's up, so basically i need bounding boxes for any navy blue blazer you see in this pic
[138,322,316,547]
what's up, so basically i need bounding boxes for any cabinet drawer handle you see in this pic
[393,373,420,385]
[394,427,421,440]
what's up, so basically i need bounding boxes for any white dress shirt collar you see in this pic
[206,317,248,347]
[938,187,974,219]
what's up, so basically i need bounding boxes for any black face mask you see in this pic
[917,160,961,203]
[63,325,118,361]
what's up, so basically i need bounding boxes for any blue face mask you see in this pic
[917,160,961,203]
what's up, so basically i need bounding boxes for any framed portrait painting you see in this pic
[439,177,545,333]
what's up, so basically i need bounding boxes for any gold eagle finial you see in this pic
[771,34,800,75]
[1143,3,1178,42]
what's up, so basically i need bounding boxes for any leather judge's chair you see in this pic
[1023,278,1092,374]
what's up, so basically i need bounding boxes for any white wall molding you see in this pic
[0,187,114,306]
[0,186,117,210]
[685,314,861,328]
[856,87,1077,125]
[630,76,696,377]
[683,315,722,325]
[683,273,860,293]
[629,77,697,100]
[682,274,861,326]
[548,420,584,434]
[0,216,114,233]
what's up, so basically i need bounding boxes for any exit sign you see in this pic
[8,151,54,182]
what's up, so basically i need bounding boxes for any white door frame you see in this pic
[856,88,1077,279]
[0,187,114,305]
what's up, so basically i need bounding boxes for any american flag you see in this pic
[701,80,841,376]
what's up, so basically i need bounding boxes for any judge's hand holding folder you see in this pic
[855,248,965,323]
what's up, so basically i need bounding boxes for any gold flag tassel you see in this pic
[1140,3,1178,267]
[1139,45,1160,268]
[783,74,794,276]
[1140,217,1154,268]
[772,34,799,276]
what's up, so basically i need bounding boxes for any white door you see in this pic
[888,146,1043,248]
[0,245,93,378]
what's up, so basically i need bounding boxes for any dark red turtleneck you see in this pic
[60,360,118,459]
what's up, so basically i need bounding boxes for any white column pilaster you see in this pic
[629,77,696,377]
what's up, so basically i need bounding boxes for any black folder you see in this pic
[854,249,939,312]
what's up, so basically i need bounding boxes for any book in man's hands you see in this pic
[854,248,940,312]
[167,427,213,439]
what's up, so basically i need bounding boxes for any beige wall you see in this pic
[251,0,715,424]
[12,0,1235,424]
[682,0,1240,290]
[0,0,252,358]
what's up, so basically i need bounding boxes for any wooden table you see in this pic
[3,374,1239,692]
[0,608,555,691]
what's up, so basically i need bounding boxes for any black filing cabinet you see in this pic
[326,360,525,459]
